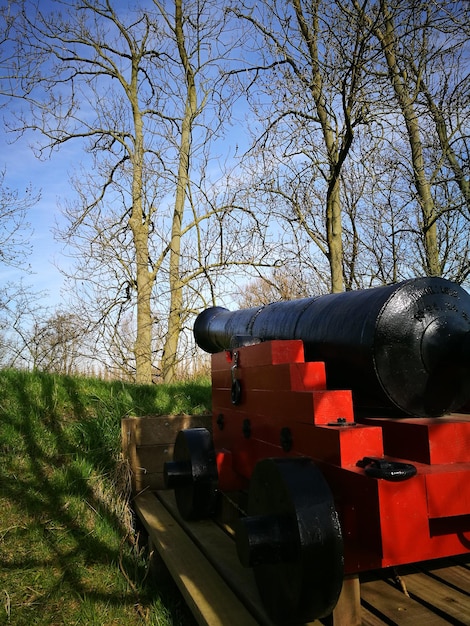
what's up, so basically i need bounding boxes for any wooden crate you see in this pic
[122,414,212,494]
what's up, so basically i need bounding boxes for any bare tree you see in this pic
[0,169,36,271]
[235,265,321,308]
[229,0,375,292]
[355,0,470,279]
[25,310,89,374]
[232,0,469,289]
[0,167,42,366]
[7,0,268,383]
[5,0,164,381]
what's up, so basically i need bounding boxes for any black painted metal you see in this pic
[280,427,293,452]
[163,428,218,520]
[231,378,242,405]
[216,413,224,430]
[242,418,251,438]
[356,457,417,481]
[163,459,192,487]
[236,457,344,624]
[194,277,470,417]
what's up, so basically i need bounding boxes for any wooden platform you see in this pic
[133,489,470,626]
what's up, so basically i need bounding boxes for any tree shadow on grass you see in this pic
[0,369,197,625]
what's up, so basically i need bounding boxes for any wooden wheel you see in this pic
[164,428,218,520]
[236,457,343,624]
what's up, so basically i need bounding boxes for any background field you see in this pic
[0,369,211,625]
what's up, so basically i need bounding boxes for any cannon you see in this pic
[165,277,470,624]
[194,276,470,418]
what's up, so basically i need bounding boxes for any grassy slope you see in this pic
[0,369,211,625]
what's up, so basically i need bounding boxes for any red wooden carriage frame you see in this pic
[211,338,470,575]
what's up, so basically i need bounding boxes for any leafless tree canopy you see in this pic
[228,0,470,289]
[0,0,468,378]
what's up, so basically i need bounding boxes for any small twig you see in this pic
[3,589,11,622]
[393,567,410,597]
[84,500,101,517]
[118,534,148,620]
[0,525,27,541]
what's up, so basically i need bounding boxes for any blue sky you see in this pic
[0,119,79,308]
[0,0,252,312]
[0,0,155,310]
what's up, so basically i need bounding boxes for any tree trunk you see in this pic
[327,178,344,293]
[292,0,345,292]
[160,0,197,383]
[377,0,441,276]
[419,77,470,214]
[133,240,154,385]
[130,66,154,385]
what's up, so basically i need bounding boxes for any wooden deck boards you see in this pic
[360,560,470,625]
[134,490,260,626]
[133,489,470,625]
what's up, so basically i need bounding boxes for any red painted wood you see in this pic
[365,416,470,464]
[213,414,383,469]
[323,461,470,573]
[209,339,470,574]
[425,465,470,518]
[216,449,248,492]
[211,361,327,393]
[211,339,305,370]
[212,387,354,425]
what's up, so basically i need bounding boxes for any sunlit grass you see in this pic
[0,369,211,625]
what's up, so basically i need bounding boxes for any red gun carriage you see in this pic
[165,277,470,624]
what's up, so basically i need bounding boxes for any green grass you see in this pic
[0,369,211,625]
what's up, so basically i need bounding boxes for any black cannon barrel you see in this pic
[194,277,470,417]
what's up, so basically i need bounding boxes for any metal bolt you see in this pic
[280,427,293,452]
[243,418,251,438]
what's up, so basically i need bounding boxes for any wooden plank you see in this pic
[134,443,174,468]
[134,491,259,626]
[360,608,394,626]
[158,491,279,626]
[133,471,166,492]
[422,561,470,596]
[136,489,470,625]
[123,414,211,448]
[331,575,361,626]
[402,568,470,623]
[360,578,451,625]
[132,444,174,490]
